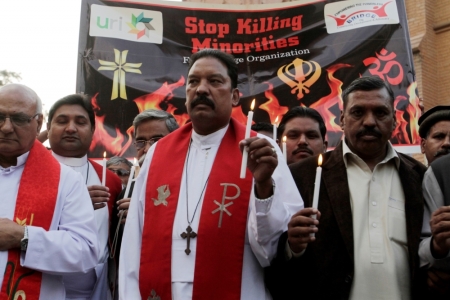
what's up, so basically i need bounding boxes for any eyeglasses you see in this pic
[108,168,130,176]
[134,137,163,150]
[0,113,40,127]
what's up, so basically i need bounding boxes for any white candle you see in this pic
[311,154,323,237]
[240,99,255,179]
[124,158,137,198]
[273,116,279,141]
[282,136,287,161]
[101,151,107,186]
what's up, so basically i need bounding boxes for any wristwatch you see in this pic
[20,226,28,252]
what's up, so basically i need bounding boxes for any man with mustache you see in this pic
[418,106,450,297]
[268,76,427,299]
[277,106,327,164]
[419,106,450,165]
[119,49,303,300]
[0,84,98,299]
[47,94,122,300]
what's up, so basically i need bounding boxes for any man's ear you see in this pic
[420,138,426,154]
[339,111,345,130]
[231,88,240,107]
[323,140,328,152]
[36,114,43,134]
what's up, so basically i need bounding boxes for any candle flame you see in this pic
[103,151,106,158]
[282,136,286,143]
[318,154,323,166]
[274,116,279,125]
[250,99,255,110]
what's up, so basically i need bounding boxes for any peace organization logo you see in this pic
[324,0,399,34]
[89,4,163,44]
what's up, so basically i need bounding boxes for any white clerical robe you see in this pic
[0,151,98,300]
[52,153,111,300]
[119,126,304,299]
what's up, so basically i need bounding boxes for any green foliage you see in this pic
[0,70,22,86]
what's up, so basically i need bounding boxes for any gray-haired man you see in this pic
[133,109,179,165]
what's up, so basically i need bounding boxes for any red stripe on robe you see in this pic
[1,141,60,300]
[139,118,255,299]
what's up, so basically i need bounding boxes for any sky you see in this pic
[0,0,179,117]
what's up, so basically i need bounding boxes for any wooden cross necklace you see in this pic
[181,138,210,255]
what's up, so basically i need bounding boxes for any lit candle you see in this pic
[124,158,137,198]
[273,116,279,141]
[240,99,255,179]
[102,151,107,186]
[282,136,287,161]
[311,154,323,237]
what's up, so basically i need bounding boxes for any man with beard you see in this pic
[47,94,122,300]
[418,106,450,297]
[277,106,327,164]
[268,76,427,299]
[119,49,303,300]
[419,106,450,165]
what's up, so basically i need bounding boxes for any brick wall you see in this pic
[407,0,450,110]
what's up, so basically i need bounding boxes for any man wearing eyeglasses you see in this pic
[114,109,179,222]
[0,84,98,299]
[132,109,180,164]
[107,156,132,188]
[47,94,122,300]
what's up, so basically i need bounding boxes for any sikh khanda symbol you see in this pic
[278,58,321,100]
[212,183,241,228]
[98,49,142,100]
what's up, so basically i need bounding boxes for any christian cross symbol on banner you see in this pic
[98,48,142,100]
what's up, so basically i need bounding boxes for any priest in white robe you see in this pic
[0,84,98,299]
[119,49,303,299]
[47,94,123,300]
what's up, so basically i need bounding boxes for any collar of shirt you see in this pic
[51,152,88,167]
[191,125,228,150]
[342,139,400,170]
[0,151,30,173]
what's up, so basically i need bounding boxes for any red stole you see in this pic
[139,119,254,300]
[1,141,60,300]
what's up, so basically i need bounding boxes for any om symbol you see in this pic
[363,48,404,85]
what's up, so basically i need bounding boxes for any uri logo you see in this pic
[277,58,321,100]
[128,12,155,39]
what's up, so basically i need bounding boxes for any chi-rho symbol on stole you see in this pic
[212,183,241,228]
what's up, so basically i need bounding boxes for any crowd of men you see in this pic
[0,48,450,300]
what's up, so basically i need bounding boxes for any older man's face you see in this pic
[421,120,450,164]
[0,86,42,166]
[340,88,395,161]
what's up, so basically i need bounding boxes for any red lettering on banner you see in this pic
[363,48,404,86]
[236,15,302,34]
[185,17,229,38]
